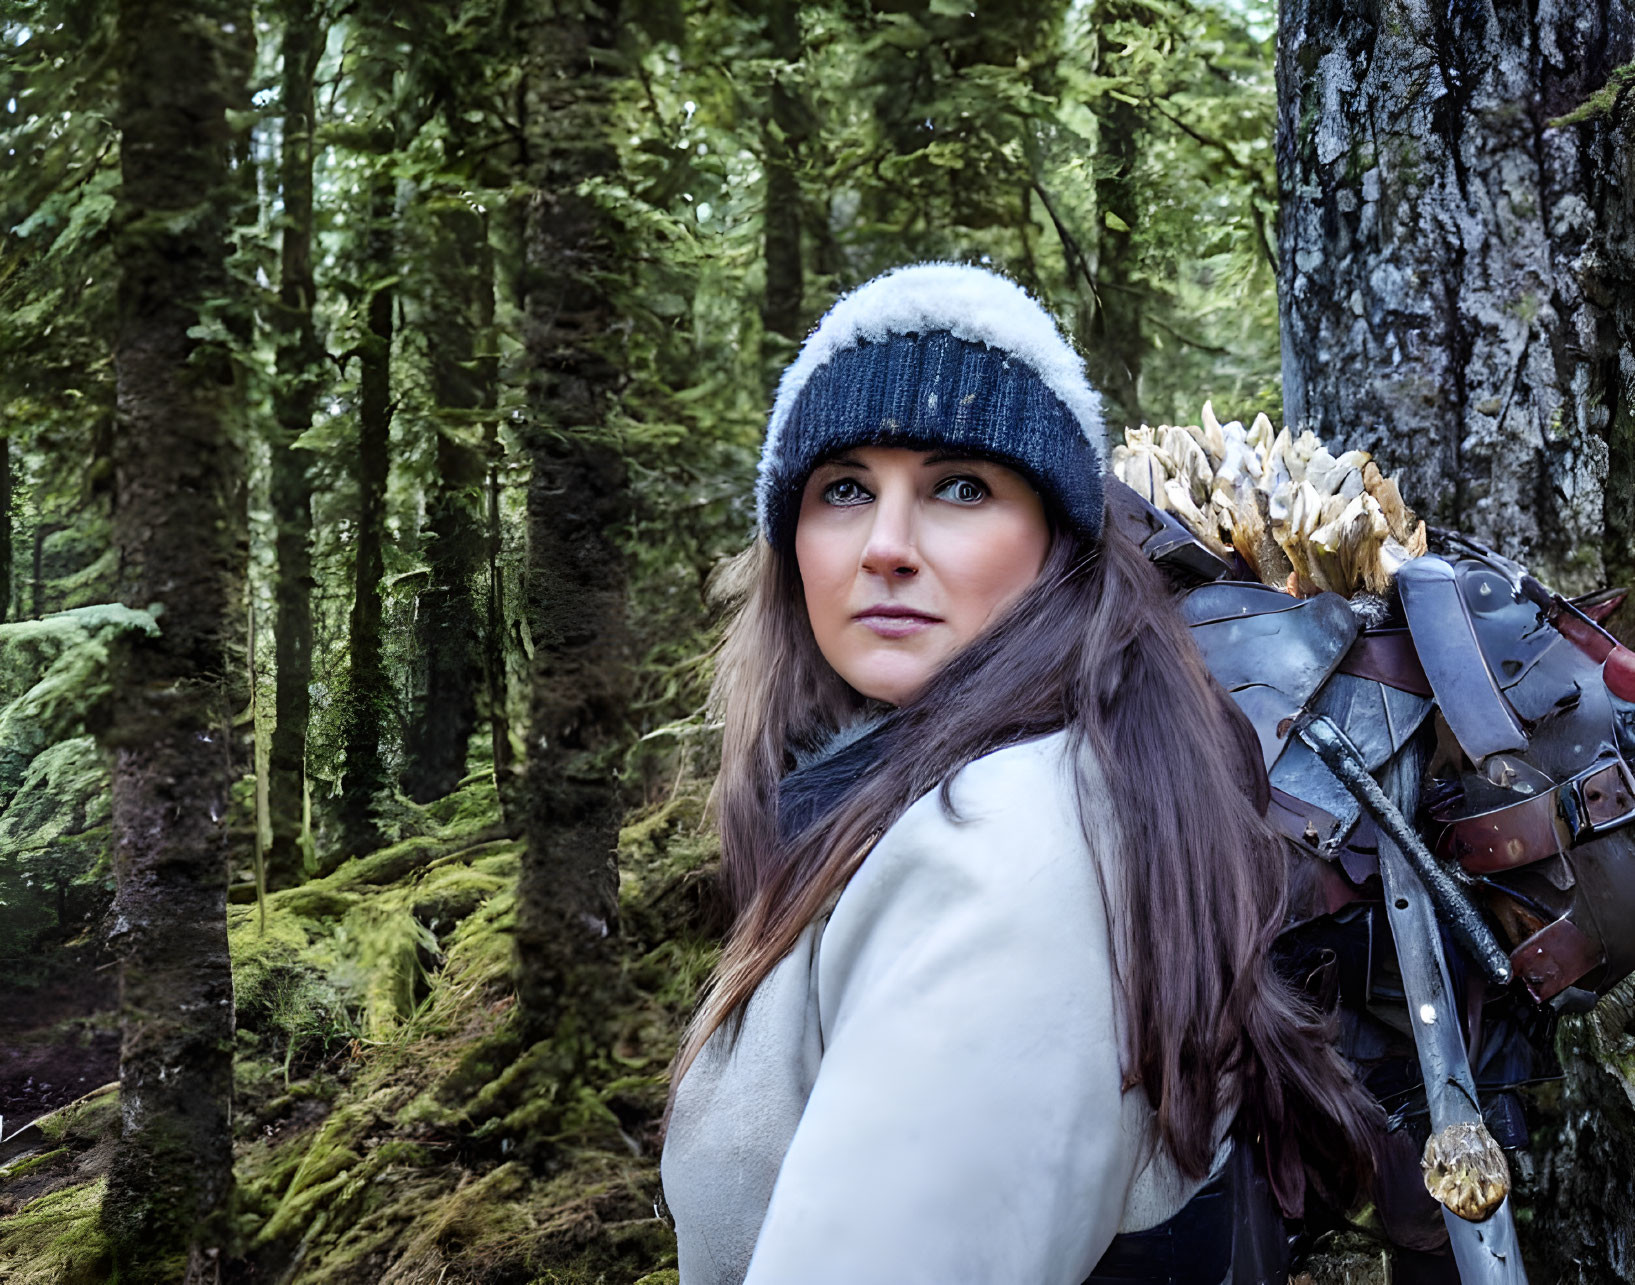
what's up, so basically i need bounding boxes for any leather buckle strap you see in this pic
[1511,914,1605,1002]
[1437,757,1635,873]
[1335,628,1433,697]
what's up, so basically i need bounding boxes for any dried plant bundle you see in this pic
[1109,403,1428,597]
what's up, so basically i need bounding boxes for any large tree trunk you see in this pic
[484,344,514,821]
[512,0,633,1038]
[1276,0,1635,595]
[101,0,246,1276]
[758,0,806,357]
[1080,93,1145,428]
[337,140,396,859]
[402,206,490,803]
[267,0,323,887]
[1277,4,1635,1279]
[1,431,11,623]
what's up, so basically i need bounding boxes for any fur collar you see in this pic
[778,713,892,842]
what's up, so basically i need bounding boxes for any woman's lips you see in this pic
[853,605,941,638]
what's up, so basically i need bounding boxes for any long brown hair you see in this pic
[671,515,1380,1206]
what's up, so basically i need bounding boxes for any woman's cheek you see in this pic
[799,533,860,648]
[934,516,1043,631]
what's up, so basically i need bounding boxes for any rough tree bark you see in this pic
[1,432,11,623]
[758,0,806,354]
[512,0,633,1038]
[402,205,490,803]
[1081,92,1146,428]
[337,63,397,859]
[482,295,514,821]
[1277,0,1635,595]
[267,0,323,887]
[1277,4,1635,1279]
[100,1,246,1277]
[484,330,514,821]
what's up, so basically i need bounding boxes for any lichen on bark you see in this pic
[1277,0,1635,592]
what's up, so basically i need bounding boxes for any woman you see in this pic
[660,263,1379,1284]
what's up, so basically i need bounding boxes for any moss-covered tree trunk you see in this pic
[100,0,246,1276]
[1278,4,1635,1278]
[484,299,514,823]
[402,205,491,803]
[337,112,396,859]
[1276,0,1635,595]
[1,431,11,623]
[1080,92,1146,429]
[267,0,324,887]
[512,0,633,1038]
[758,0,806,357]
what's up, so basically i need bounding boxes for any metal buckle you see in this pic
[1441,754,1635,874]
[1565,758,1635,843]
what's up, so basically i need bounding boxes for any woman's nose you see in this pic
[859,490,919,578]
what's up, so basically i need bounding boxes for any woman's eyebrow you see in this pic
[814,454,869,470]
[921,451,990,466]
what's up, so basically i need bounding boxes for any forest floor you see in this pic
[0,769,723,1284]
[0,962,117,1142]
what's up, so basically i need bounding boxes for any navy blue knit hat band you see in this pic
[756,261,1106,550]
[759,331,1101,549]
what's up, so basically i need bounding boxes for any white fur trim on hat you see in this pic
[756,261,1104,525]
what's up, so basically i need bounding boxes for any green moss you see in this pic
[410,862,511,936]
[466,1037,572,1127]
[618,795,690,861]
[235,1136,311,1223]
[251,1098,385,1248]
[1505,290,1541,326]
[0,1148,70,1182]
[52,548,119,611]
[1549,60,1635,127]
[433,882,520,1000]
[271,884,359,920]
[630,938,718,1013]
[1547,404,1567,442]
[35,1083,119,1149]
[329,834,446,887]
[0,1177,111,1285]
[420,774,504,833]
[230,833,524,1062]
[211,761,700,1282]
[0,606,156,706]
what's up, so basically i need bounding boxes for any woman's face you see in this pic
[794,446,1051,706]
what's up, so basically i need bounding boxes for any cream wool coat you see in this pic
[660,730,1225,1285]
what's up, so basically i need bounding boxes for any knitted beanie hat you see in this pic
[756,261,1106,548]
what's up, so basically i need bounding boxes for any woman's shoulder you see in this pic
[821,728,1113,960]
[889,726,1111,857]
[946,725,1082,797]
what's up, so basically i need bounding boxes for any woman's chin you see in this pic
[843,654,940,707]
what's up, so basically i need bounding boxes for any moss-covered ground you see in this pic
[0,769,722,1284]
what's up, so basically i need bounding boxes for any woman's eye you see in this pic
[935,476,988,505]
[821,477,872,506]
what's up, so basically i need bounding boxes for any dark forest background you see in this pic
[0,0,1632,1281]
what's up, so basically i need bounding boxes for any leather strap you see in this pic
[1335,629,1432,696]
[1511,914,1605,1002]
[1436,757,1635,873]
